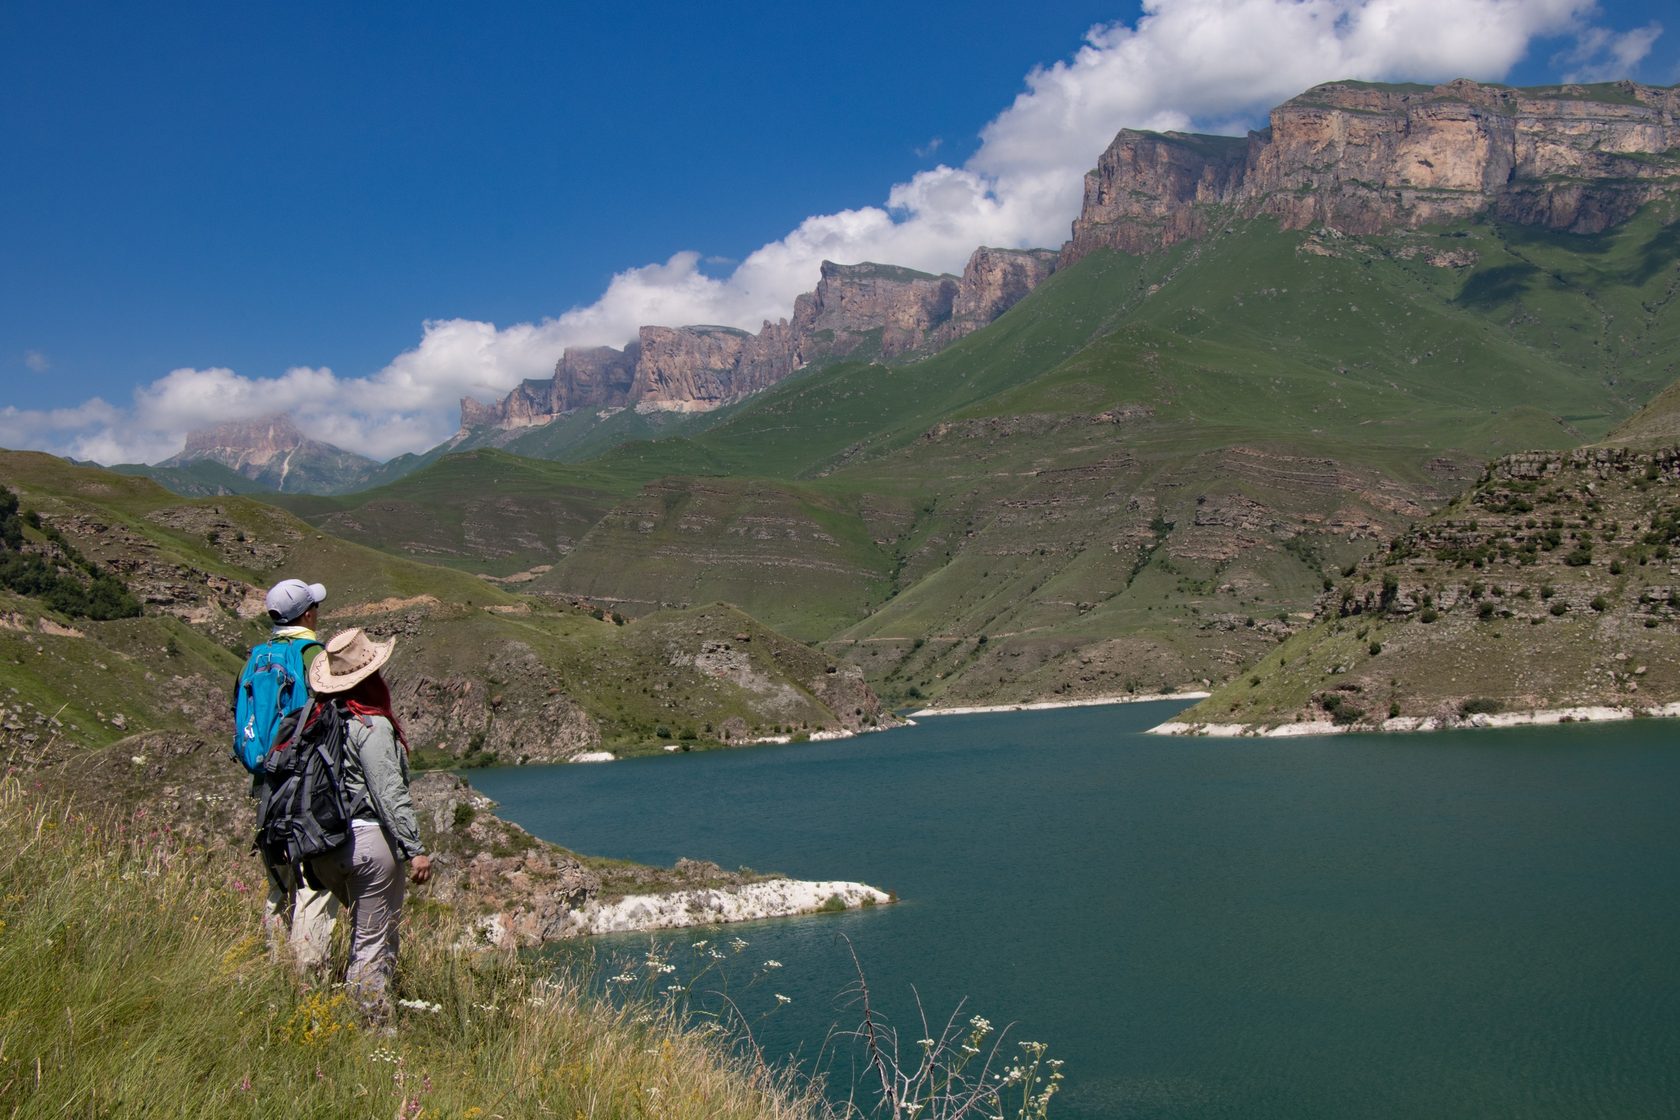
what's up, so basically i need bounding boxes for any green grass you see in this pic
[0,778,822,1120]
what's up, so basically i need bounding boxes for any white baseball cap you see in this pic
[265,578,326,623]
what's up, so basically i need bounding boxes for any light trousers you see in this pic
[262,860,340,976]
[309,820,406,1020]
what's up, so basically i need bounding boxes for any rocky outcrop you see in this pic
[1063,132,1250,260]
[1065,79,1680,263]
[460,248,1058,431]
[460,378,561,430]
[937,247,1060,344]
[555,345,640,413]
[1162,444,1680,734]
[412,772,603,947]
[789,260,958,362]
[630,325,753,413]
[398,642,603,764]
[160,414,380,494]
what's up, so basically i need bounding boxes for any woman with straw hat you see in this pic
[304,627,431,1023]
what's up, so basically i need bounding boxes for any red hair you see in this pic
[340,671,408,751]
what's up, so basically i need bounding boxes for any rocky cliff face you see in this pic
[461,80,1680,432]
[937,247,1060,345]
[161,414,380,494]
[630,325,753,413]
[1062,132,1250,260]
[789,261,959,363]
[460,248,1057,430]
[556,345,640,413]
[1065,79,1680,263]
[460,378,560,431]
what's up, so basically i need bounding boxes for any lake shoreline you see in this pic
[1150,700,1680,738]
[907,691,1211,718]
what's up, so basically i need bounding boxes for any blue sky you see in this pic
[3,0,1675,463]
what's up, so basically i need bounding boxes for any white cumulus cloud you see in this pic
[13,0,1661,464]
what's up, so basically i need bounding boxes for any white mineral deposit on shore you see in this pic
[910,691,1210,717]
[1149,701,1680,738]
[571,750,617,763]
[559,878,893,937]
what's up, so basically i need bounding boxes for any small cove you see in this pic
[468,700,1680,1119]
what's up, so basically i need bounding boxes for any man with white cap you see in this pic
[236,576,339,975]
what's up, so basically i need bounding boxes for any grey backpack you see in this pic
[254,699,368,884]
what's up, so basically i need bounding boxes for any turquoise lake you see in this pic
[466,700,1680,1119]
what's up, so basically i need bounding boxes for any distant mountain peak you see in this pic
[161,413,380,495]
[179,413,306,461]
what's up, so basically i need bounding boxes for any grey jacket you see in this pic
[341,712,426,860]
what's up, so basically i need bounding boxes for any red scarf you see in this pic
[341,673,409,752]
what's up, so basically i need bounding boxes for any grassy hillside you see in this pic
[0,776,820,1119]
[274,203,1680,706]
[1171,444,1680,730]
[0,451,891,766]
[108,457,272,496]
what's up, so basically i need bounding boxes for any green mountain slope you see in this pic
[0,451,891,766]
[107,457,273,496]
[1166,443,1680,731]
[276,201,1680,705]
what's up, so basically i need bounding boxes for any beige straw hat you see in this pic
[308,628,396,694]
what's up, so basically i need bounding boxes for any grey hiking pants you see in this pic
[262,860,340,976]
[309,820,406,1020]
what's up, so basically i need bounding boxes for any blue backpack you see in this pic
[233,636,319,774]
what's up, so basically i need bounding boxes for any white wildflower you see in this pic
[774,993,793,1005]
[763,959,783,969]
[396,998,442,1014]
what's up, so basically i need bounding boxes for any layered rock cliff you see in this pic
[460,247,1057,429]
[1065,79,1680,262]
[462,79,1679,433]
[789,261,958,363]
[938,246,1060,345]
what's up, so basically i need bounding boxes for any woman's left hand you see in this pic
[410,854,433,884]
